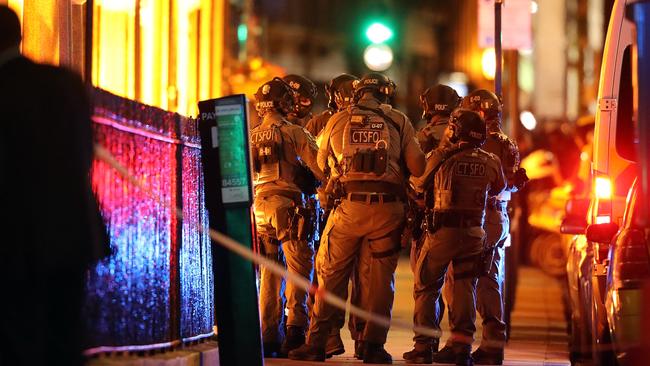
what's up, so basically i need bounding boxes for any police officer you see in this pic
[408,84,463,263]
[408,109,506,365]
[305,73,357,138]
[288,72,425,363]
[402,84,462,361]
[250,77,325,357]
[439,89,528,365]
[304,73,364,358]
[283,74,318,127]
[416,84,462,153]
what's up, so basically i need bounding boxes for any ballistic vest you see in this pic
[250,122,298,187]
[430,148,499,214]
[340,107,399,184]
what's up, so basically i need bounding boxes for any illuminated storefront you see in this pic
[2,0,224,117]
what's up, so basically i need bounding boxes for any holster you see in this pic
[481,245,497,276]
[292,205,315,242]
[424,210,440,234]
[402,204,425,246]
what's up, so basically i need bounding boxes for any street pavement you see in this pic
[268,257,570,365]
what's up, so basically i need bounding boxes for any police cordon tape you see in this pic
[93,144,445,341]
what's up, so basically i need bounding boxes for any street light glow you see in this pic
[363,44,394,71]
[481,48,496,80]
[520,110,537,130]
[366,22,393,44]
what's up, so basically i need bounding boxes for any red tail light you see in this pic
[613,229,650,286]
[593,175,613,225]
[595,176,613,199]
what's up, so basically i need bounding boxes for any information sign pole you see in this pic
[198,95,263,366]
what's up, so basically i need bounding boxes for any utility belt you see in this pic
[256,189,303,203]
[342,181,404,197]
[425,211,483,232]
[486,198,507,213]
[347,192,399,204]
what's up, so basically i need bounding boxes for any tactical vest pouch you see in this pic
[351,148,373,173]
[373,141,388,175]
[350,145,388,176]
[342,110,392,179]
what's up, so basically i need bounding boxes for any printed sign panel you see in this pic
[215,100,250,204]
[478,0,532,50]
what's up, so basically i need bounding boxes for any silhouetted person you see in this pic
[0,6,109,366]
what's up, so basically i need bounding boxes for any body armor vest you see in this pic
[250,123,297,186]
[340,109,396,183]
[429,149,492,214]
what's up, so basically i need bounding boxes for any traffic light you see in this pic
[363,44,393,71]
[363,21,394,71]
[365,22,393,44]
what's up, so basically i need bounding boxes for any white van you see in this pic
[564,0,638,364]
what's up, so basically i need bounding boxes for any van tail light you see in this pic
[594,175,613,225]
[613,229,650,286]
[596,215,611,224]
[595,176,613,199]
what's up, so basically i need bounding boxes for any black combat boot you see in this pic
[363,342,393,364]
[288,343,326,362]
[280,326,305,355]
[451,343,473,366]
[471,348,504,365]
[354,340,365,360]
[403,338,439,364]
[432,344,456,364]
[325,332,345,358]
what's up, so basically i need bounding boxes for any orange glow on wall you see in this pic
[92,0,224,117]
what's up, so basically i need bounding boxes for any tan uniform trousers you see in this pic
[254,195,314,343]
[410,234,445,341]
[314,238,370,340]
[413,226,484,345]
[443,207,509,350]
[307,198,404,346]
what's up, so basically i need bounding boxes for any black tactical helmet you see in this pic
[254,77,295,117]
[283,74,317,118]
[353,72,396,101]
[461,89,502,121]
[448,109,487,147]
[326,73,358,110]
[419,84,461,119]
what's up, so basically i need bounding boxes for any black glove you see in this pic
[513,167,530,190]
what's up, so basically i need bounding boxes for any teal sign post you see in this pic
[198,95,263,366]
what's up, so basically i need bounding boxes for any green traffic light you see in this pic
[365,22,393,44]
[237,24,248,42]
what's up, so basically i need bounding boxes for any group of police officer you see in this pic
[249,71,528,365]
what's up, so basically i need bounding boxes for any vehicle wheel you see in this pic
[529,232,567,277]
